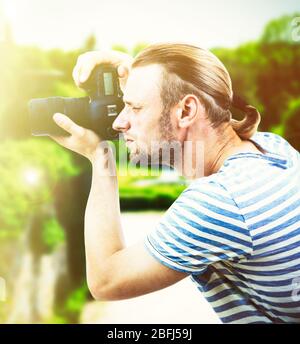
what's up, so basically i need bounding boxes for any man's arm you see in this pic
[85,150,188,301]
[50,48,189,300]
[50,116,188,301]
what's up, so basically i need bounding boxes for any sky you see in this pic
[0,0,299,51]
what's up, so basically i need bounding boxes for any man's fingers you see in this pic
[72,64,82,87]
[78,61,97,84]
[117,64,129,79]
[48,135,67,146]
[72,50,133,87]
[53,113,85,137]
[78,62,127,87]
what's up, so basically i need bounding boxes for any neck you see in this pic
[177,124,250,180]
[204,126,242,176]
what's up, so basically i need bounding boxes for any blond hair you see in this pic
[132,43,260,140]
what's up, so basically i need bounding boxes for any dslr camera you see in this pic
[28,64,124,140]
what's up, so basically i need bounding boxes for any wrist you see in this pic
[89,145,117,176]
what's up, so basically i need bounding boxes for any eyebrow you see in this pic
[123,99,144,107]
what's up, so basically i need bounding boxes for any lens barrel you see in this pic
[28,65,124,140]
[29,96,90,136]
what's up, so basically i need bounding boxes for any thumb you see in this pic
[53,113,85,137]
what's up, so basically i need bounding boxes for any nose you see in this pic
[112,108,130,133]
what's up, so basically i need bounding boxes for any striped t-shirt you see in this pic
[144,131,300,324]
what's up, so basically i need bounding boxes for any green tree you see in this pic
[0,138,80,236]
[111,44,129,54]
[132,42,149,57]
[261,12,300,44]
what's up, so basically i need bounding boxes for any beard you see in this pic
[128,108,181,168]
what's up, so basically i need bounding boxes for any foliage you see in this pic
[111,44,129,53]
[0,43,85,139]
[112,42,149,56]
[117,165,186,209]
[132,42,149,57]
[281,98,300,149]
[1,8,300,260]
[213,27,300,139]
[42,217,66,251]
[64,282,89,315]
[50,282,90,323]
[0,12,300,324]
[261,12,300,44]
[0,138,80,237]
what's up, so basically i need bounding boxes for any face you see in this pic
[112,64,178,166]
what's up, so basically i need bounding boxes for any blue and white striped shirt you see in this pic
[144,131,300,324]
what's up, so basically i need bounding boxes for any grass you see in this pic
[116,164,187,210]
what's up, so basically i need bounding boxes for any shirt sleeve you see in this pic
[144,180,253,275]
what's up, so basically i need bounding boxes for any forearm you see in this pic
[84,148,126,290]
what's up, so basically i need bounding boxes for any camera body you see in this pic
[28,64,125,140]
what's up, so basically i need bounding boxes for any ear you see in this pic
[176,95,201,129]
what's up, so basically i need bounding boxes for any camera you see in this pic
[28,64,125,140]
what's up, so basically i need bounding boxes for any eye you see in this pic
[132,107,142,112]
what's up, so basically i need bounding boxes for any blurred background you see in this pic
[0,0,299,324]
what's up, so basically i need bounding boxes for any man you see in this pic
[50,43,300,324]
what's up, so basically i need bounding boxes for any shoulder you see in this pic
[171,177,246,226]
[251,131,300,162]
[144,176,253,274]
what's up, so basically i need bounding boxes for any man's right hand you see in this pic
[72,50,133,93]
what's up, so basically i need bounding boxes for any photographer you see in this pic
[50,43,300,324]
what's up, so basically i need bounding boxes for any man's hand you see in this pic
[47,49,189,302]
[50,49,134,159]
[72,50,133,93]
[50,113,103,162]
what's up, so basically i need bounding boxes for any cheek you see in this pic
[134,111,154,135]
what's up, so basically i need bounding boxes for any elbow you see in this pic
[86,266,130,301]
[87,275,120,301]
[86,266,112,301]
[88,284,102,301]
[87,278,109,301]
[87,278,131,301]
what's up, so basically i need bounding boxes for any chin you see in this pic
[129,146,151,166]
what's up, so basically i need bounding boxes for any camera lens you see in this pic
[29,96,90,136]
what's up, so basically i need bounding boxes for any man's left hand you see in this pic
[50,112,102,162]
